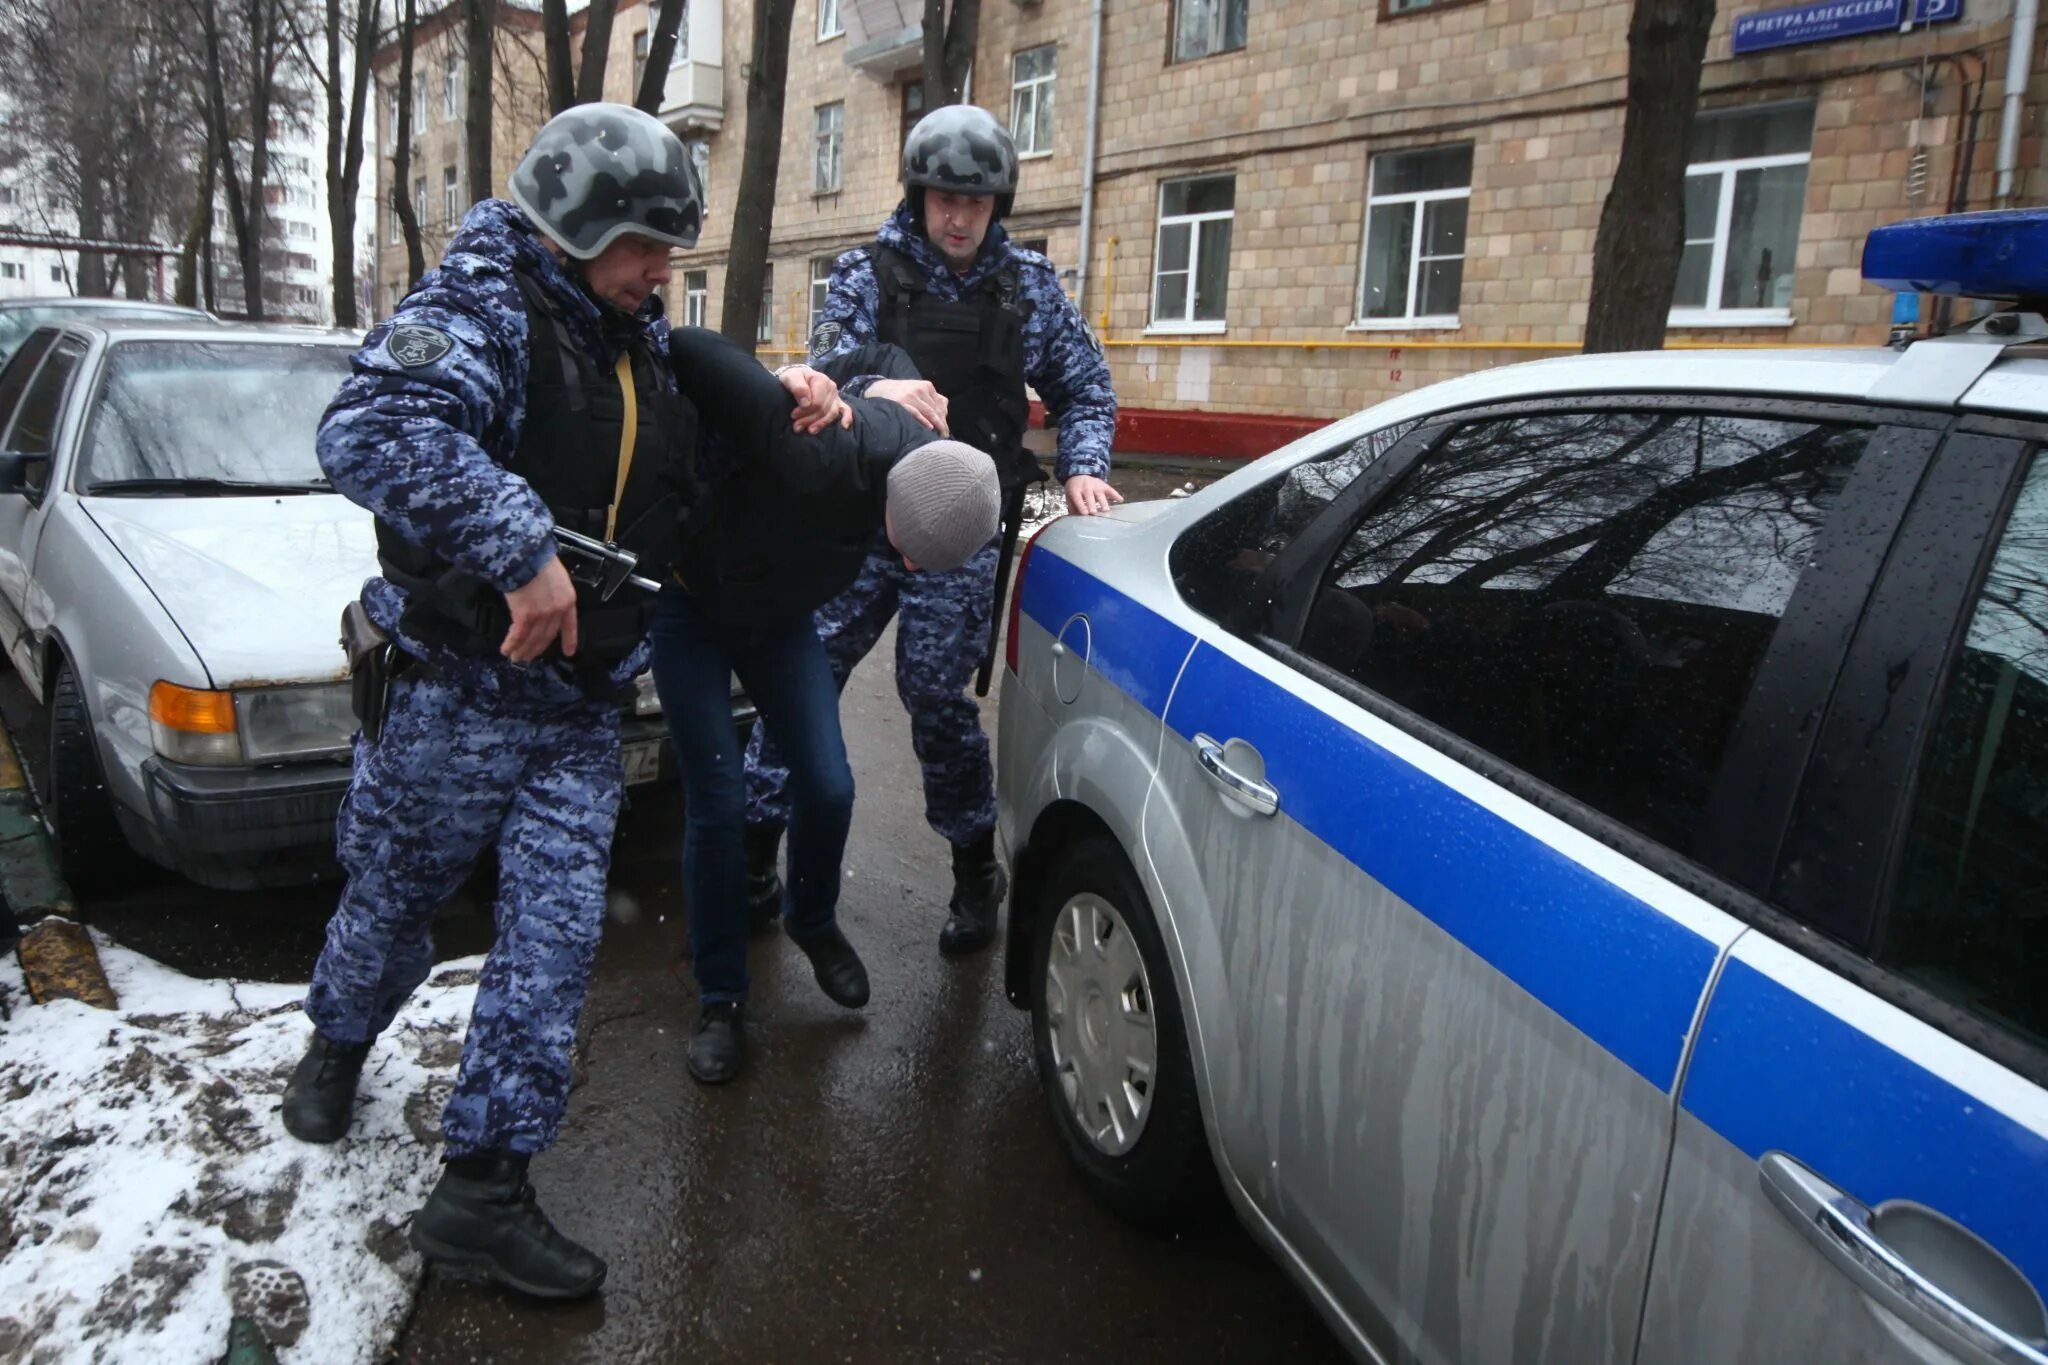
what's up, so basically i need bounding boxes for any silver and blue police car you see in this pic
[996,209,2048,1365]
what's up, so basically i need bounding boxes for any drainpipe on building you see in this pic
[1073,0,1107,317]
[1996,0,2040,206]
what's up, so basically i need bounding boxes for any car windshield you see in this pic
[0,306,197,367]
[78,341,351,493]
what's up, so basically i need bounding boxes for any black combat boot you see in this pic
[280,1032,371,1144]
[409,1151,607,1299]
[940,831,1008,957]
[688,1001,745,1085]
[743,823,784,935]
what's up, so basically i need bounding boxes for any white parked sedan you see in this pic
[0,320,685,892]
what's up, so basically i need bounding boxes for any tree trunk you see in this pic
[576,0,620,102]
[328,0,376,329]
[465,0,496,204]
[541,0,574,114]
[75,168,108,296]
[178,141,218,308]
[394,0,426,287]
[921,0,979,106]
[635,0,687,114]
[1582,0,1717,354]
[720,0,796,350]
[239,0,277,321]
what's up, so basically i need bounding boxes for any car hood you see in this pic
[83,494,375,688]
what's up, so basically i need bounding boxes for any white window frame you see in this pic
[814,103,844,194]
[809,257,834,335]
[1010,46,1057,159]
[818,0,842,41]
[0,262,23,282]
[1669,146,1810,329]
[1147,175,1234,336]
[684,269,708,328]
[443,164,460,225]
[758,266,774,345]
[1352,149,1471,331]
[49,265,64,283]
[671,4,691,66]
[1172,0,1248,63]
[412,75,428,132]
[384,86,399,151]
[389,197,402,244]
[413,177,427,232]
[442,54,461,118]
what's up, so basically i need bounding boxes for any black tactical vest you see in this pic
[870,244,1043,491]
[375,271,697,693]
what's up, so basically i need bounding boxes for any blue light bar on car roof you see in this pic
[1863,209,2048,303]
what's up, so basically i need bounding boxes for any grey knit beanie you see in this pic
[885,440,1002,572]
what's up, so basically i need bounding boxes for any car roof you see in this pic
[53,319,359,346]
[0,297,212,316]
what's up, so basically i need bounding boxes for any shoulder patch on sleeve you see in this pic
[809,320,843,359]
[387,324,455,368]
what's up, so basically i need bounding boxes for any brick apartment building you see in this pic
[378,0,2047,457]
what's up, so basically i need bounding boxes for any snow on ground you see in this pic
[0,927,481,1364]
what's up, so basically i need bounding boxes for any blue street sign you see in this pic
[1733,0,1962,54]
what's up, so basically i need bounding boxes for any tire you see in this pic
[44,659,138,897]
[1029,833,1216,1229]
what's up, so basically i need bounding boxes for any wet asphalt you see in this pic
[2,460,1349,1363]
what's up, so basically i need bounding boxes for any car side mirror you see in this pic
[0,451,46,496]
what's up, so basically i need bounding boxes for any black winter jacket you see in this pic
[667,328,929,629]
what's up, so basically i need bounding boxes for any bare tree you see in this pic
[390,0,426,287]
[540,0,620,111]
[1583,0,1717,353]
[463,0,496,203]
[576,0,621,100]
[302,0,381,328]
[195,0,306,319]
[921,0,981,106]
[721,0,797,350]
[541,0,575,113]
[635,0,687,115]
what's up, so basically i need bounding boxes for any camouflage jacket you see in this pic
[807,204,1117,484]
[317,198,669,702]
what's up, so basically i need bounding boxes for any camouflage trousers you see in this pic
[745,535,1000,848]
[304,672,622,1158]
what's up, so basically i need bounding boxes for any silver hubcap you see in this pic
[1043,893,1157,1157]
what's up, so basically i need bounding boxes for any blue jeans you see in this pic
[649,587,854,1005]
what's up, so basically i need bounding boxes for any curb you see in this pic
[0,721,115,1009]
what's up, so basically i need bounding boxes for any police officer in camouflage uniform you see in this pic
[278,105,838,1301]
[743,104,1119,958]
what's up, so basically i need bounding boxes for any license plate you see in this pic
[622,739,663,786]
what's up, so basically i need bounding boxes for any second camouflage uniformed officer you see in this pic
[743,103,1120,958]
[280,104,781,1300]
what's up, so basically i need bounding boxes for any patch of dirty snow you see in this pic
[0,927,480,1364]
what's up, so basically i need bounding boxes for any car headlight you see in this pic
[237,683,356,763]
[149,680,355,766]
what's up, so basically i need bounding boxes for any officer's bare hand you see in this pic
[777,365,853,434]
[502,555,579,662]
[1065,474,1124,516]
[868,378,950,434]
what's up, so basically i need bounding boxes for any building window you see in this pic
[49,265,63,283]
[670,4,691,64]
[389,196,402,244]
[1014,237,1049,257]
[815,103,844,193]
[443,165,460,225]
[384,85,399,150]
[809,257,836,334]
[442,54,460,117]
[0,185,18,207]
[1674,102,1813,324]
[412,75,428,132]
[900,80,926,148]
[1010,46,1056,158]
[1151,174,1234,330]
[1383,0,1480,15]
[634,28,650,92]
[684,269,708,328]
[818,0,842,40]
[1356,143,1471,327]
[1172,0,1247,63]
[413,177,427,231]
[0,263,22,281]
[758,265,774,344]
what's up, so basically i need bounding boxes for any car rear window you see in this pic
[78,341,352,490]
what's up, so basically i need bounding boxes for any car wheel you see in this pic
[45,659,137,897]
[1029,833,1216,1228]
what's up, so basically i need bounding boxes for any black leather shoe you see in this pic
[940,833,1007,958]
[743,823,784,936]
[409,1152,606,1300]
[688,1001,744,1085]
[281,1031,371,1144]
[788,926,869,1008]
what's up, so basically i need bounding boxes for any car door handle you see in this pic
[1759,1151,2048,1365]
[1193,734,1280,817]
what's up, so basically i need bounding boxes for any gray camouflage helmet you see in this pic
[509,103,705,259]
[902,104,1018,219]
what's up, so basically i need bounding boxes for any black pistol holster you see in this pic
[341,600,406,744]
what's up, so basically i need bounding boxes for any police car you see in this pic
[995,209,2048,1364]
